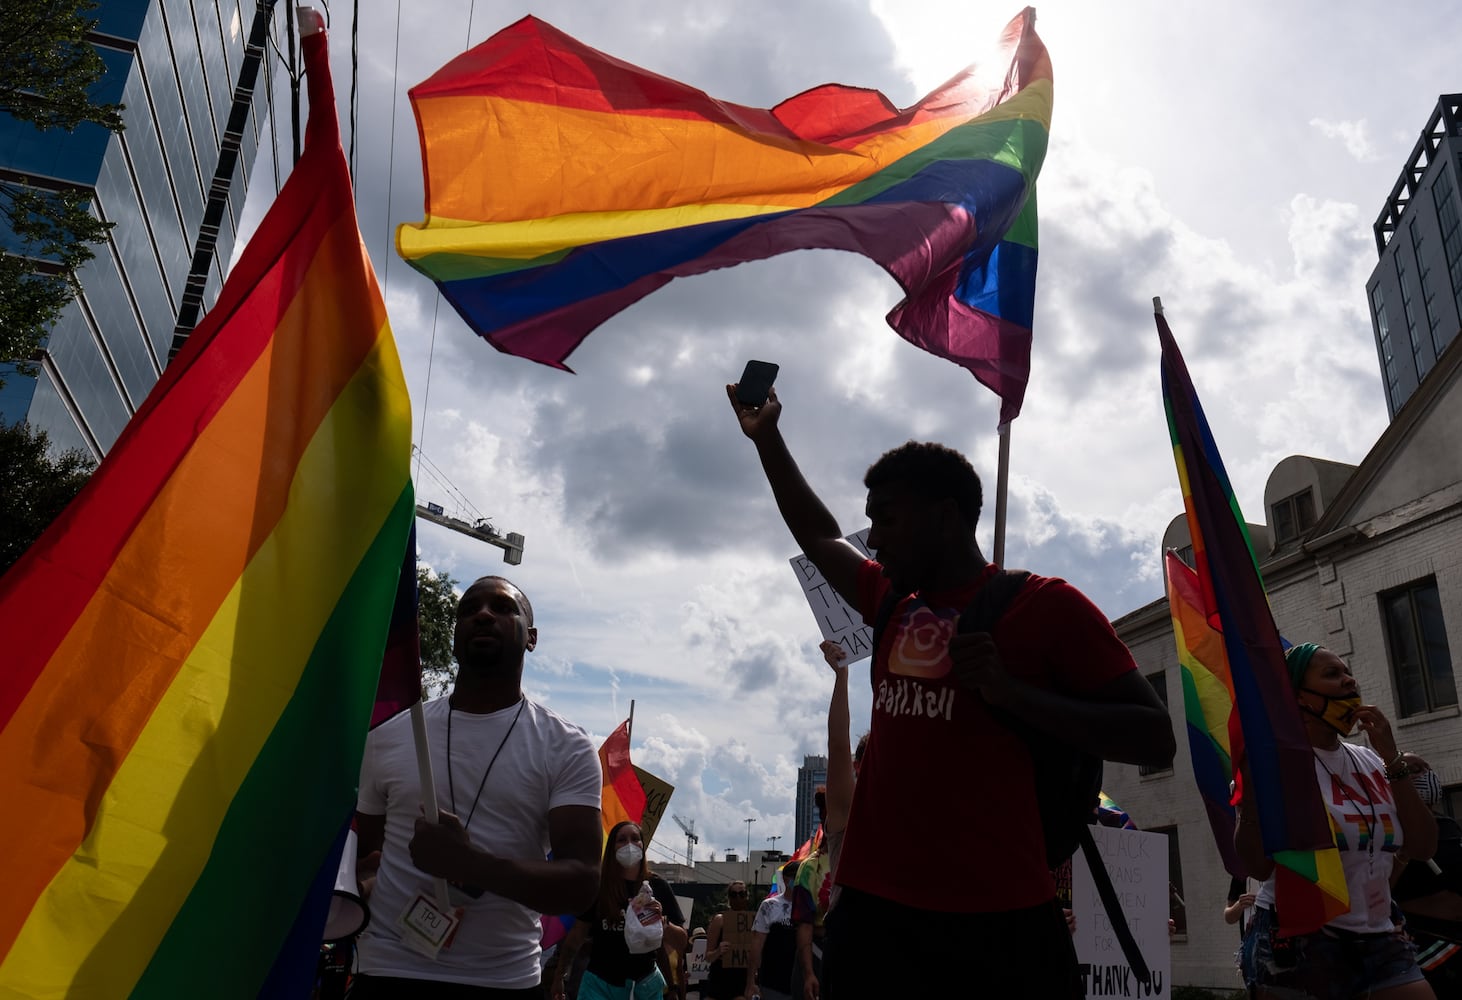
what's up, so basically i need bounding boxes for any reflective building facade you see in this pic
[0,0,273,456]
[1367,95,1462,420]
[794,754,828,848]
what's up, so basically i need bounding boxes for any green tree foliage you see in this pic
[417,565,461,697]
[0,0,125,382]
[0,420,94,574]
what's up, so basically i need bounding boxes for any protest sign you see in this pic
[632,764,675,848]
[789,529,875,663]
[1071,826,1171,997]
[719,909,757,969]
[687,937,709,984]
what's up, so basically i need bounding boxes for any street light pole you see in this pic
[767,834,782,856]
[744,817,756,887]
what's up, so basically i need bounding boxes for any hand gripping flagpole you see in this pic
[410,702,454,911]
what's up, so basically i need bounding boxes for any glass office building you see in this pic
[0,0,273,457]
[1367,95,1462,420]
[795,754,829,847]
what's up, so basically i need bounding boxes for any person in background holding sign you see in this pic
[550,821,686,1000]
[1236,643,1437,1000]
[704,882,754,1000]
[353,576,604,998]
[724,384,1176,997]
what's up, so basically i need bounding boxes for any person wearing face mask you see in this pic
[1236,643,1438,1000]
[551,821,686,1000]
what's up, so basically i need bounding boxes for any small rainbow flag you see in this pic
[599,719,647,835]
[1096,791,1138,830]
[1166,551,1244,876]
[0,27,414,997]
[398,9,1051,425]
[1157,305,1346,935]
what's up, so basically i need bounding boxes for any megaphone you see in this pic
[322,828,370,942]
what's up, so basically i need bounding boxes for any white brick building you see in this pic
[1107,342,1462,990]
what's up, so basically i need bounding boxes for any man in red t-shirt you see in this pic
[725,384,1175,997]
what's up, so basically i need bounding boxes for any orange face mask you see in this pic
[1300,690,1362,736]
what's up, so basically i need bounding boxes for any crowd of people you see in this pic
[322,382,1458,1000]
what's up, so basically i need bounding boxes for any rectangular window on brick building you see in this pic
[1148,825,1187,935]
[1271,488,1316,545]
[1139,672,1172,777]
[1381,577,1457,717]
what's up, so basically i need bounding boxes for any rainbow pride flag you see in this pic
[1096,791,1138,830]
[0,27,414,997]
[398,10,1051,425]
[599,719,648,835]
[1166,551,1244,877]
[1157,305,1346,935]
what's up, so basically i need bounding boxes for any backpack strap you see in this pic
[962,572,1149,983]
[1078,824,1153,987]
[954,569,1031,635]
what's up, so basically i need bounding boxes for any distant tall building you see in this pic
[1367,94,1462,420]
[794,754,828,847]
[0,0,273,457]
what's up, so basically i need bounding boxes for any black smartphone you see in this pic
[735,360,779,407]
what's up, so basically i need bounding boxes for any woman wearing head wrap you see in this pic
[1235,643,1439,999]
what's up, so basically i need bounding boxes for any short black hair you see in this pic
[864,441,983,528]
[465,575,534,626]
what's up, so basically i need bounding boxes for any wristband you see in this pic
[1384,753,1411,781]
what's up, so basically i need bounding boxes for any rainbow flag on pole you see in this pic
[0,26,413,997]
[1166,551,1244,877]
[1157,304,1346,935]
[599,719,648,834]
[399,9,1051,425]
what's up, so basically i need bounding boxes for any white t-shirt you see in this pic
[356,696,601,988]
[1254,742,1403,934]
[751,893,793,933]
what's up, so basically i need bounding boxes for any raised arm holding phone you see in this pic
[723,376,1174,998]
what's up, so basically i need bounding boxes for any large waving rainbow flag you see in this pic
[1157,304,1346,935]
[1166,551,1244,877]
[398,10,1050,425]
[0,26,414,998]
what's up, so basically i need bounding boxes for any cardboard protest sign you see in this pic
[687,938,709,983]
[718,909,757,969]
[632,764,675,848]
[1071,826,1171,997]
[789,529,875,663]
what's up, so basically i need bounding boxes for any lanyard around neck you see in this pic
[447,697,526,830]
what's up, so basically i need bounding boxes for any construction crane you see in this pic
[411,446,525,564]
[672,814,699,866]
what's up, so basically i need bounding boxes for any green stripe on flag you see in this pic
[131,487,414,997]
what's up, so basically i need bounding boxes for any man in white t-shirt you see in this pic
[353,575,603,998]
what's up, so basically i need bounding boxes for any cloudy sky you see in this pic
[237,0,1455,868]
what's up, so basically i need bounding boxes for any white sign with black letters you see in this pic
[1070,825,1171,997]
[789,529,875,664]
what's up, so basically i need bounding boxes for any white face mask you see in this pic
[615,843,644,868]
